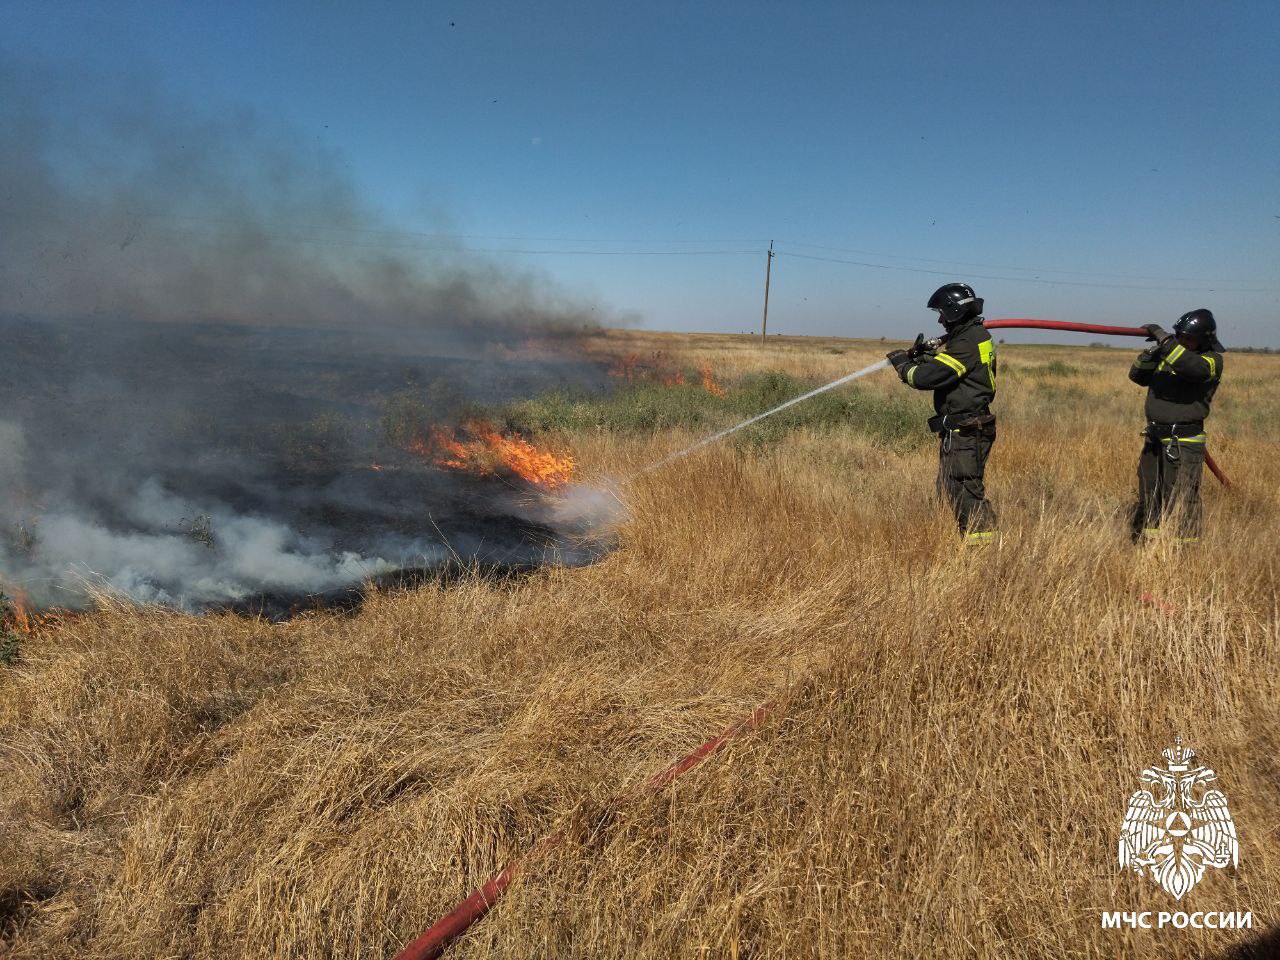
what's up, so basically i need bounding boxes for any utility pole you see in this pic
[760,241,774,345]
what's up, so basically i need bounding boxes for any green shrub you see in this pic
[1040,360,1081,377]
[0,630,17,665]
[0,592,20,665]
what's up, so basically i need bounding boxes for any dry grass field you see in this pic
[2,328,1278,958]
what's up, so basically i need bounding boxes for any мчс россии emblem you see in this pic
[1118,738,1239,900]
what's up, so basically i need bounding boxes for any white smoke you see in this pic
[7,478,422,609]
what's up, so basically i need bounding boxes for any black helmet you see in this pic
[1173,308,1222,350]
[927,282,984,327]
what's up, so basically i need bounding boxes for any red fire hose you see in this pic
[393,701,775,960]
[983,318,1232,487]
[983,318,1149,337]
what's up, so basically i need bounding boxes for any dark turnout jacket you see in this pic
[899,317,997,418]
[1129,339,1224,425]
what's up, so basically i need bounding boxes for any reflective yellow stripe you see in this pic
[965,531,996,544]
[934,352,967,377]
[1142,527,1160,538]
[1206,355,1217,380]
[978,340,996,389]
[906,365,917,387]
[1160,434,1206,443]
[1158,344,1186,372]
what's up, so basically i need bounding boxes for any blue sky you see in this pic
[6,1,1279,344]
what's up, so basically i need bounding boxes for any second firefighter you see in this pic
[887,283,998,544]
[1128,308,1225,543]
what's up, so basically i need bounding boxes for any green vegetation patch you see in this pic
[505,381,724,434]
[0,592,21,665]
[501,370,930,453]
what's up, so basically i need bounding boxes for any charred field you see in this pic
[1,328,1279,959]
[0,315,610,615]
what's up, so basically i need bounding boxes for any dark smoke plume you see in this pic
[0,60,617,612]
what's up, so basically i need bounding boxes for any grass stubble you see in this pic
[0,332,1276,958]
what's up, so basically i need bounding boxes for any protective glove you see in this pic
[1143,323,1171,343]
[886,349,911,376]
[1137,346,1159,364]
[906,333,927,359]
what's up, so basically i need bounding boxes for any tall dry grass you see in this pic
[1,332,1277,959]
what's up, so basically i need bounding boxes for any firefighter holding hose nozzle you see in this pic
[886,283,998,545]
[1128,308,1225,543]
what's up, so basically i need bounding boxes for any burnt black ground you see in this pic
[0,315,610,611]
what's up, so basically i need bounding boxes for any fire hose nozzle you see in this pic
[907,333,943,359]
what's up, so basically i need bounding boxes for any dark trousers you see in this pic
[1131,436,1205,541]
[937,428,997,534]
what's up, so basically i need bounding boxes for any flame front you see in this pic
[417,422,576,489]
[608,352,723,395]
[10,593,31,633]
[698,364,725,396]
[0,580,66,634]
[607,353,642,380]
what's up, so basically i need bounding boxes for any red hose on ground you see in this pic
[1140,592,1178,613]
[984,318,1232,487]
[393,700,775,960]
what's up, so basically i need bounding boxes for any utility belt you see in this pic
[1144,420,1206,464]
[928,411,996,436]
[1144,420,1205,442]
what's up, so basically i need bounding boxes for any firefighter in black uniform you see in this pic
[886,283,998,544]
[1128,308,1225,542]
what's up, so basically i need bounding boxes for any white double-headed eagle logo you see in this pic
[1118,738,1239,900]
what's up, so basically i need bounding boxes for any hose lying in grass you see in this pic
[393,700,777,960]
[393,578,1187,959]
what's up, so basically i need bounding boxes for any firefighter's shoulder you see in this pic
[940,324,984,366]
[1202,347,1225,381]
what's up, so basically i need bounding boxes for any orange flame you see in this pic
[607,353,725,395]
[607,354,642,380]
[698,364,725,397]
[11,594,31,633]
[0,582,64,634]
[417,422,576,489]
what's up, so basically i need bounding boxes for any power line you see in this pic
[137,215,1270,288]
[147,216,1280,290]
[774,239,1256,285]
[7,205,1275,291]
[778,251,1280,294]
